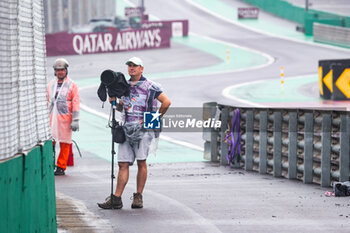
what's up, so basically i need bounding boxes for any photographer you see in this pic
[98,57,171,209]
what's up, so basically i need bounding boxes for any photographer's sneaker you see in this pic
[131,192,143,209]
[97,195,123,209]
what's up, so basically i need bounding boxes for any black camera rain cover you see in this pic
[100,70,130,99]
[97,83,107,102]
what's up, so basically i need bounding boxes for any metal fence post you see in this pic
[273,111,282,177]
[220,108,229,166]
[78,0,84,25]
[339,113,350,182]
[67,0,72,31]
[288,111,298,179]
[46,0,53,33]
[57,0,64,31]
[259,110,267,174]
[321,113,331,187]
[96,0,102,17]
[87,0,93,19]
[245,110,254,171]
[304,112,314,184]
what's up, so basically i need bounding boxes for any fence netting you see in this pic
[0,0,50,160]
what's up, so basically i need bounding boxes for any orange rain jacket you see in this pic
[47,77,80,143]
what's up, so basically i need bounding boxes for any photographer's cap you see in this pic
[126,57,143,67]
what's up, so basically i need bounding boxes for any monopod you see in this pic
[110,100,117,207]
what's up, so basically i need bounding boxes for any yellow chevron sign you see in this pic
[323,70,333,93]
[335,68,350,98]
[319,66,323,95]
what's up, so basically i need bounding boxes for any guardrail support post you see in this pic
[210,104,219,162]
[220,108,229,166]
[203,102,218,162]
[259,110,267,174]
[339,114,350,182]
[288,111,298,179]
[304,112,314,184]
[245,110,254,171]
[273,111,282,177]
[321,113,331,187]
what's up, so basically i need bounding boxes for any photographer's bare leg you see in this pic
[136,160,147,194]
[115,162,129,197]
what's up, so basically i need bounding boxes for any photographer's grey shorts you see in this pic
[117,131,153,164]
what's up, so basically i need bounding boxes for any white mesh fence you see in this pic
[0,0,50,160]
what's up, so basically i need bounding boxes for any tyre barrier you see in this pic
[203,102,350,187]
[319,59,350,100]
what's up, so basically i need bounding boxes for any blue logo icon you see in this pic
[143,110,161,129]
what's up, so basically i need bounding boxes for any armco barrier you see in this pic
[314,23,350,49]
[319,59,350,100]
[45,27,171,56]
[0,141,57,233]
[203,103,350,187]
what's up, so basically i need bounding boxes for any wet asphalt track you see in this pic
[51,0,350,232]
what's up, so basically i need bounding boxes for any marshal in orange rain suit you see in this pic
[47,77,80,171]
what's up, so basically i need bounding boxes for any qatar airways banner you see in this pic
[46,27,171,56]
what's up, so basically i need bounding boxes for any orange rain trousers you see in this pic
[54,142,71,170]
